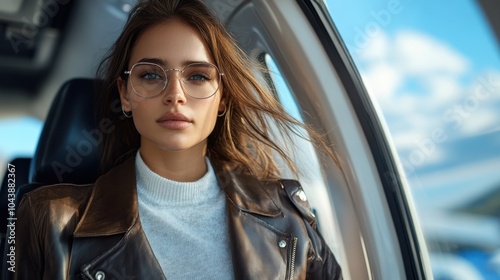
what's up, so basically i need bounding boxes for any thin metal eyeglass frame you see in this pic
[123,62,224,99]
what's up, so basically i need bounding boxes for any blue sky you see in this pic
[327,0,500,167]
[327,0,500,214]
[327,0,499,73]
[327,4,500,278]
[0,117,42,160]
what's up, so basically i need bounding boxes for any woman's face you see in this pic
[119,19,225,154]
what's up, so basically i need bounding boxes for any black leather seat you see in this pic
[29,78,102,186]
[0,78,102,277]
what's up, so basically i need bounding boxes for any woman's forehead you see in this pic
[129,19,214,67]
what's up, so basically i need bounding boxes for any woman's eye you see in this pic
[141,73,163,80]
[188,74,209,82]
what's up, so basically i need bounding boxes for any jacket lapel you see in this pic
[73,157,138,237]
[70,157,165,279]
[211,160,282,217]
[77,220,166,280]
[212,161,291,279]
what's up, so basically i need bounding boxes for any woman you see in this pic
[15,0,343,279]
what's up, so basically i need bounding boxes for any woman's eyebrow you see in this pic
[137,57,166,65]
[182,60,211,65]
[136,58,211,67]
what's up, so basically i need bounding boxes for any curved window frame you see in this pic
[296,0,427,278]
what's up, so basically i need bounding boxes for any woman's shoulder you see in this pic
[19,182,94,209]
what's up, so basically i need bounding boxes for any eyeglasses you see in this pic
[123,62,224,99]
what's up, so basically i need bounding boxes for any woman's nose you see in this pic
[162,71,187,104]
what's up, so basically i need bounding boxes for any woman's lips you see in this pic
[156,112,192,129]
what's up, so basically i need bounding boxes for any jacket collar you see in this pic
[74,156,282,237]
[210,159,282,217]
[74,157,138,237]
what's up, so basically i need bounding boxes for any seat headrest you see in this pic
[30,78,103,185]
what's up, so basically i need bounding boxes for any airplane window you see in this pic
[261,52,347,269]
[262,54,304,123]
[0,116,43,179]
[326,0,500,279]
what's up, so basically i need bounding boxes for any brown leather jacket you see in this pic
[14,156,342,279]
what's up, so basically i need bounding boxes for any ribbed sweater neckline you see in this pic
[135,151,220,207]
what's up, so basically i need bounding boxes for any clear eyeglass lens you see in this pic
[129,63,220,98]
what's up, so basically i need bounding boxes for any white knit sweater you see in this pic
[135,152,234,279]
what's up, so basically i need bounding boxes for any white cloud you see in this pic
[460,109,498,136]
[394,30,470,77]
[425,75,464,107]
[361,62,402,102]
[392,129,447,166]
[389,92,422,116]
[449,70,500,138]
[354,29,499,165]
[392,130,425,150]
[357,32,390,62]
[357,30,471,110]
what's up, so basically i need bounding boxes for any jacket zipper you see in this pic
[288,237,298,280]
[80,266,93,280]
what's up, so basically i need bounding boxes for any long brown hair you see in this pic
[97,0,338,179]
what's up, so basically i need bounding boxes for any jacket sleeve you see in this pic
[14,195,44,280]
[305,221,343,279]
[282,180,343,280]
